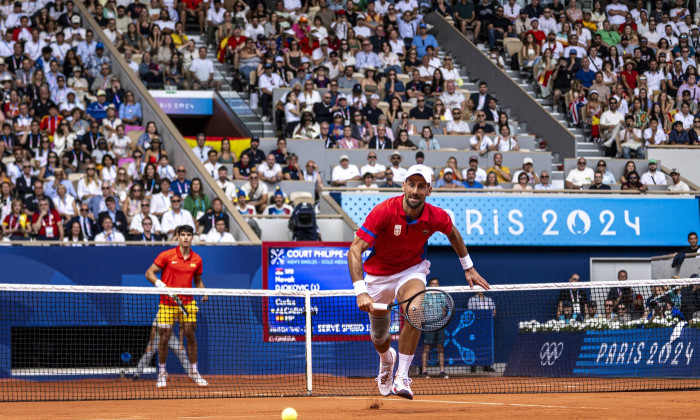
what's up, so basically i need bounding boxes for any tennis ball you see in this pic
[281,407,297,420]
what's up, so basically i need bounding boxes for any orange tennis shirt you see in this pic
[154,247,203,306]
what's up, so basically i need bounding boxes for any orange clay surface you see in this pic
[1,391,699,419]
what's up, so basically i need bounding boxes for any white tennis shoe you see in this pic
[189,371,209,387]
[375,347,396,397]
[392,371,414,400]
[156,372,167,388]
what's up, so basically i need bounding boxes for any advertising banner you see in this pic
[341,194,700,246]
[149,90,213,115]
[504,325,700,377]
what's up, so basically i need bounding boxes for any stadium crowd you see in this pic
[0,0,275,243]
[464,0,700,160]
[84,0,698,194]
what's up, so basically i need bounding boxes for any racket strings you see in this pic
[407,290,454,331]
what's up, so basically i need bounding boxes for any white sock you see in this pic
[378,349,393,366]
[396,353,414,375]
[159,363,166,375]
[190,363,198,374]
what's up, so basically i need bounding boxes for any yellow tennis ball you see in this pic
[281,407,297,420]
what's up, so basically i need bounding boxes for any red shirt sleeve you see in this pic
[356,203,386,245]
[153,250,169,269]
[432,206,453,236]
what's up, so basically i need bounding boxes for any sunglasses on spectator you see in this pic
[369,155,377,159]
[629,176,638,180]
[176,169,186,172]
[171,199,181,203]
[417,99,425,102]
[80,208,89,212]
[541,175,549,179]
[141,203,150,207]
[578,161,586,165]
[598,163,606,167]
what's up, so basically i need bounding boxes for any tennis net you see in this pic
[1,278,700,401]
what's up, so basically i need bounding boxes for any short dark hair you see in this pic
[177,225,195,235]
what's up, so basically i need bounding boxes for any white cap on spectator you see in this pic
[370,93,379,100]
[301,57,310,64]
[72,15,81,23]
[693,25,699,30]
[275,56,284,62]
[339,154,350,162]
[405,164,433,185]
[443,167,453,174]
[337,93,347,100]
[523,157,533,165]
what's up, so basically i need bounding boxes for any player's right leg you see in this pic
[366,273,398,397]
[155,305,177,388]
[182,301,207,386]
[393,277,428,399]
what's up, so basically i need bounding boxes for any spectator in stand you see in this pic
[240,172,269,214]
[668,168,691,192]
[360,152,387,180]
[259,153,283,186]
[183,178,211,219]
[170,166,191,197]
[535,170,555,190]
[259,63,286,122]
[640,159,667,186]
[161,195,195,239]
[621,170,648,192]
[616,115,644,159]
[97,196,128,235]
[487,5,513,49]
[332,155,361,187]
[462,168,483,189]
[129,198,162,236]
[241,136,266,166]
[599,98,625,149]
[203,218,235,243]
[94,216,125,244]
[486,152,511,183]
[197,198,229,236]
[190,46,221,91]
[557,273,588,318]
[409,95,433,119]
[565,157,594,190]
[32,197,63,240]
[589,171,611,190]
[435,168,463,189]
[669,120,692,145]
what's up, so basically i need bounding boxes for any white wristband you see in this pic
[460,255,474,270]
[353,280,369,296]
[155,280,167,289]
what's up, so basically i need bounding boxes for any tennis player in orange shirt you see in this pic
[145,225,208,388]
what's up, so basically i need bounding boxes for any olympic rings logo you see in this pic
[540,342,564,366]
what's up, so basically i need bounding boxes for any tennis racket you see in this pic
[372,289,455,332]
[170,294,189,317]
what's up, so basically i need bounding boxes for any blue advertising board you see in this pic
[341,194,700,247]
[504,325,700,378]
[149,90,213,115]
[418,309,494,367]
[262,242,383,342]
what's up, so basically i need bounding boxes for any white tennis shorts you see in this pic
[365,260,431,304]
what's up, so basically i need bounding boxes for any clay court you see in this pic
[1,391,699,419]
[1,375,699,419]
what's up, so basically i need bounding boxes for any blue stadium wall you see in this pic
[0,245,674,378]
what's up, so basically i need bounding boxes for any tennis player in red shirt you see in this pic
[348,164,490,399]
[145,225,208,389]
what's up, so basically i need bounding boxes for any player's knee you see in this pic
[369,313,391,346]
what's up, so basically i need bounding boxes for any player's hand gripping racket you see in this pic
[372,289,455,332]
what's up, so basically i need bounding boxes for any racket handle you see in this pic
[372,303,389,310]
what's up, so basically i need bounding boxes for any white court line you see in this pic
[319,396,608,410]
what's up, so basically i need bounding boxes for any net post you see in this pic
[304,290,313,396]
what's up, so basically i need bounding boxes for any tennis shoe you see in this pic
[156,372,167,388]
[375,347,396,397]
[189,371,208,387]
[392,371,413,400]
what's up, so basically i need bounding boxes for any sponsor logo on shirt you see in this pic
[190,263,197,267]
[394,224,402,236]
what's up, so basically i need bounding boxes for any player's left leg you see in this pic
[392,278,426,399]
[182,302,207,386]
